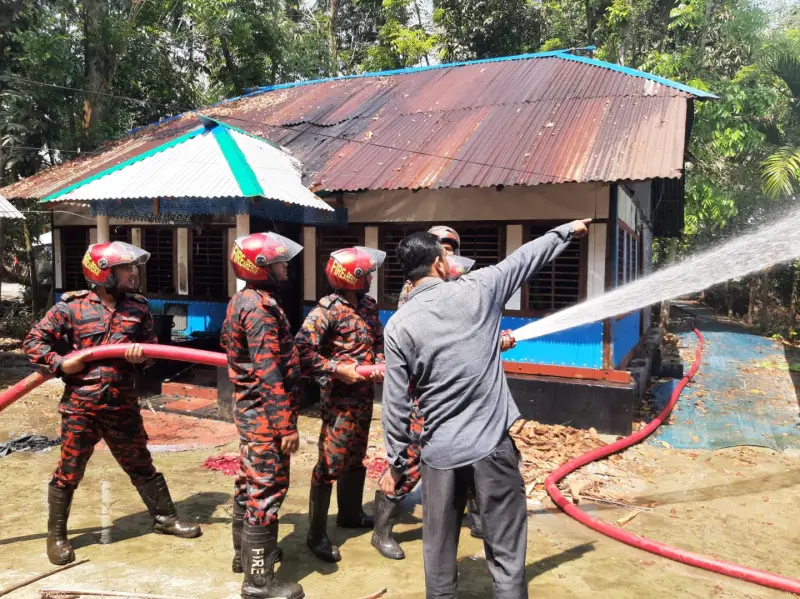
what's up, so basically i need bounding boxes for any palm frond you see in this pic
[762,145,800,199]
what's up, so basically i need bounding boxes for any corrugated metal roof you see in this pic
[0,194,24,219]
[45,117,333,212]
[1,51,709,200]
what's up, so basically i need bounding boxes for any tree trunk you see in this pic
[413,0,430,66]
[329,0,339,75]
[790,260,799,336]
[660,237,678,330]
[726,280,734,318]
[23,219,39,315]
[82,0,113,149]
[747,276,757,326]
[760,270,771,333]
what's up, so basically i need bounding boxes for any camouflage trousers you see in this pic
[383,399,423,500]
[233,419,290,527]
[51,408,157,491]
[312,400,373,487]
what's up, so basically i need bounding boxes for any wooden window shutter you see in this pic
[142,228,175,295]
[62,228,89,291]
[527,224,583,312]
[191,228,226,297]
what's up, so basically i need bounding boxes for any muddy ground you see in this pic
[2,350,800,598]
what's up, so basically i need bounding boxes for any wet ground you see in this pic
[3,314,800,599]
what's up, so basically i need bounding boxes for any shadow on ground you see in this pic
[0,491,230,548]
[457,542,596,597]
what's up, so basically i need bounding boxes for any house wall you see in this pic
[306,182,612,371]
[610,183,655,368]
[53,210,235,337]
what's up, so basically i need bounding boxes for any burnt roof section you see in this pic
[1,50,713,200]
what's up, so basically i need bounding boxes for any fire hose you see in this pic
[545,328,800,594]
[2,338,799,594]
[0,343,383,414]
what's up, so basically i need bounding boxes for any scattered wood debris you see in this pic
[509,420,609,495]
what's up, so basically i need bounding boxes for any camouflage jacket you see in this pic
[295,293,384,401]
[221,287,300,436]
[23,290,156,412]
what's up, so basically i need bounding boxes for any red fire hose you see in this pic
[0,343,384,414]
[3,338,796,593]
[545,328,800,594]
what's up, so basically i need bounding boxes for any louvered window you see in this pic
[458,225,504,270]
[61,228,88,291]
[526,224,584,312]
[379,225,418,307]
[191,228,226,297]
[617,225,640,286]
[142,229,175,295]
[109,226,129,243]
[316,227,364,298]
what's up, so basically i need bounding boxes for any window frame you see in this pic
[188,226,228,300]
[141,227,178,297]
[518,221,588,318]
[376,221,507,310]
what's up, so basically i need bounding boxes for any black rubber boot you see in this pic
[336,467,374,529]
[370,491,405,560]
[466,484,483,539]
[137,474,202,538]
[232,501,246,573]
[306,483,341,563]
[47,486,76,566]
[241,521,304,599]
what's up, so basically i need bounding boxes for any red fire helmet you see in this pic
[428,225,460,253]
[325,246,386,292]
[82,241,150,288]
[230,232,303,283]
[447,255,475,280]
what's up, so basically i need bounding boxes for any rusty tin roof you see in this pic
[1,50,713,200]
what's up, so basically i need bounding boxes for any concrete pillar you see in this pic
[235,214,250,291]
[303,227,317,301]
[177,228,189,295]
[227,228,237,297]
[53,229,63,289]
[587,223,607,299]
[96,215,110,243]
[504,225,523,310]
[364,226,379,299]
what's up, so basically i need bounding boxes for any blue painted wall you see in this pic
[303,306,604,369]
[612,312,640,368]
[148,299,228,337]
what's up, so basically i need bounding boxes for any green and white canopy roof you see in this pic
[43,116,332,212]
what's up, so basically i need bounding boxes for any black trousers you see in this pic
[422,434,528,599]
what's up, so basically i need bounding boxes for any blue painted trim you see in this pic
[557,54,717,99]
[148,299,229,337]
[303,306,604,369]
[123,46,712,141]
[612,312,641,368]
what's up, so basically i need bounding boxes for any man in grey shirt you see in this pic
[381,218,590,599]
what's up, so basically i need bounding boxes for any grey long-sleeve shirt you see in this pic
[382,223,576,471]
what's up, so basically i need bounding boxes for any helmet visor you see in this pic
[448,255,475,274]
[355,246,386,273]
[266,232,303,262]
[109,242,151,267]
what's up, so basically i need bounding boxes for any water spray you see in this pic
[513,205,800,342]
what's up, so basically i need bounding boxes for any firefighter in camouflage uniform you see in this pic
[295,246,386,563]
[221,232,305,599]
[372,225,517,560]
[23,241,201,567]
